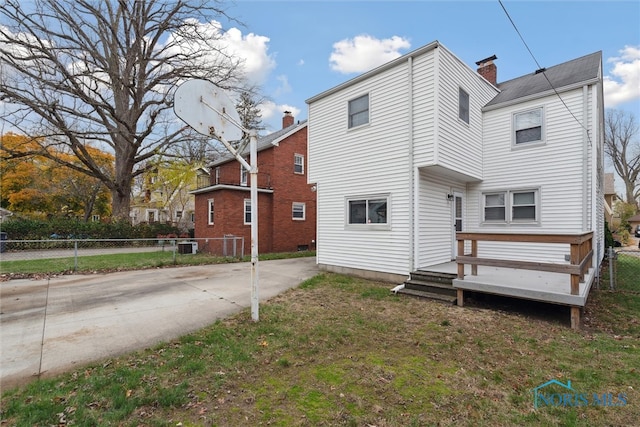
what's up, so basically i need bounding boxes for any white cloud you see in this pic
[163,20,276,87]
[604,45,640,108]
[298,59,305,66]
[221,27,276,86]
[274,74,291,97]
[257,100,301,132]
[329,34,411,74]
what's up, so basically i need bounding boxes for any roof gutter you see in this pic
[482,77,600,112]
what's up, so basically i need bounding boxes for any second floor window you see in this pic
[459,88,469,124]
[294,154,304,174]
[514,108,543,145]
[240,164,248,186]
[348,94,369,128]
[215,167,220,185]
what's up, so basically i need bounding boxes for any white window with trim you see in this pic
[244,199,251,225]
[346,195,389,227]
[482,189,539,224]
[292,202,305,220]
[348,94,369,129]
[294,153,304,174]
[240,164,248,186]
[208,199,214,225]
[513,107,544,145]
[459,87,469,124]
[175,210,182,219]
[215,167,220,184]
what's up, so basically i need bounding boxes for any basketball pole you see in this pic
[206,127,260,322]
[249,130,259,322]
[173,79,260,322]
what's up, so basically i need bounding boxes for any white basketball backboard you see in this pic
[173,79,244,142]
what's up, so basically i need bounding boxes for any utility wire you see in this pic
[498,0,592,138]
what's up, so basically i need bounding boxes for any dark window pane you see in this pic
[368,199,387,224]
[516,126,542,144]
[513,206,535,220]
[459,89,469,124]
[485,207,506,221]
[349,200,367,224]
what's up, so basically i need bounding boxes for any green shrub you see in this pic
[0,217,181,240]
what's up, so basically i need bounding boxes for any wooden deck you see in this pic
[422,261,594,307]
[445,231,596,329]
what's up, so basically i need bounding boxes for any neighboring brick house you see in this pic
[192,112,316,253]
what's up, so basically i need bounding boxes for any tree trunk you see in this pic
[111,188,132,222]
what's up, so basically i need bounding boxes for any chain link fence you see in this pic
[0,236,244,273]
[599,247,640,290]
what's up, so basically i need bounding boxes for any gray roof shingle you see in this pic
[485,51,601,108]
[210,119,307,167]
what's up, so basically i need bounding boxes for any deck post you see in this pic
[570,306,580,329]
[457,239,465,279]
[570,243,579,295]
[457,289,464,307]
[471,240,478,276]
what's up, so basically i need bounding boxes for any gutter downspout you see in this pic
[408,56,416,272]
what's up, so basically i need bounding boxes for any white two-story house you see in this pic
[307,41,604,328]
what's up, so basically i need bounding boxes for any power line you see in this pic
[498,0,592,138]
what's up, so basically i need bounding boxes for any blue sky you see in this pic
[216,0,640,133]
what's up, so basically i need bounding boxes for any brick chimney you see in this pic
[282,111,294,129]
[476,55,497,85]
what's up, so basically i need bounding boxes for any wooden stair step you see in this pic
[396,288,458,304]
[404,280,457,296]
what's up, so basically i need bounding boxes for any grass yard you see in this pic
[1,263,639,426]
[0,250,314,277]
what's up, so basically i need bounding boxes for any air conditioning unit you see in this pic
[178,241,198,254]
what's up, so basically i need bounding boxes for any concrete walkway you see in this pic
[0,257,319,389]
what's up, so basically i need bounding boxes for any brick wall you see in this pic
[194,125,316,253]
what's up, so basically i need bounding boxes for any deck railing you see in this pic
[455,232,593,329]
[456,232,594,295]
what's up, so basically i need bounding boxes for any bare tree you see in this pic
[604,110,640,207]
[0,0,244,220]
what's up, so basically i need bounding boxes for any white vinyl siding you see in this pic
[411,51,437,165]
[432,47,498,179]
[468,88,589,263]
[308,61,412,275]
[417,171,465,266]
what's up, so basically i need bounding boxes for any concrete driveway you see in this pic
[0,257,319,389]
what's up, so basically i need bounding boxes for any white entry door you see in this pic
[452,192,463,259]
